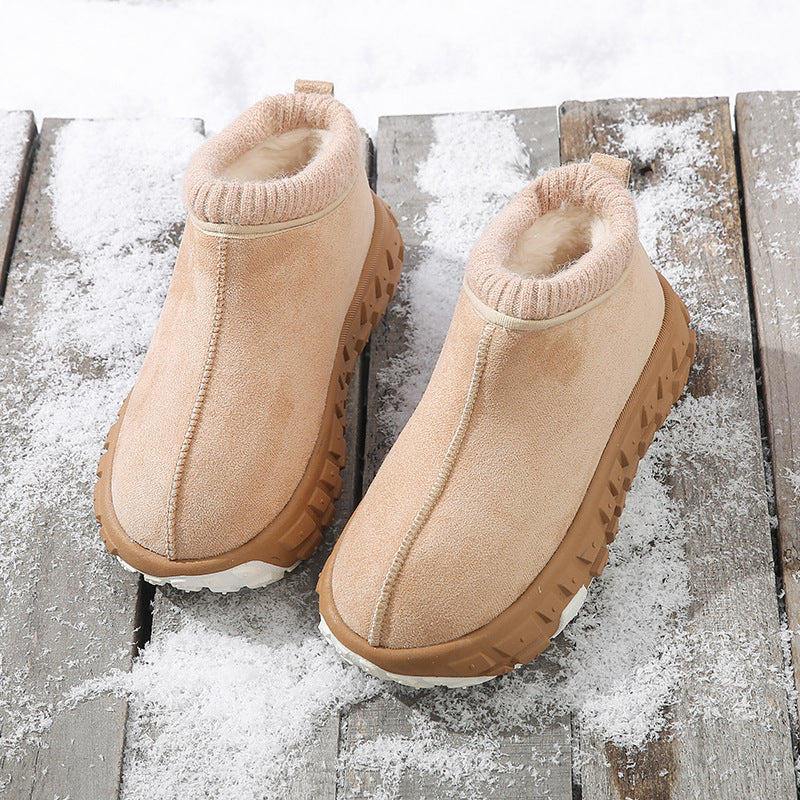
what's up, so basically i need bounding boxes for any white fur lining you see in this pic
[222,127,334,182]
[505,205,613,277]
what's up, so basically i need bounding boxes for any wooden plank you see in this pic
[136,139,376,800]
[362,112,434,477]
[0,111,36,298]
[560,97,796,799]
[341,108,574,800]
[339,695,572,799]
[736,90,800,725]
[364,108,564,481]
[0,118,201,799]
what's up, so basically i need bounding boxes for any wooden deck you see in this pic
[1,93,799,799]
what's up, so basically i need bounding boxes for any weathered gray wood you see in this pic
[0,118,201,799]
[364,108,563,483]
[138,139,376,800]
[340,692,572,799]
[362,112,434,478]
[340,108,573,799]
[736,91,800,729]
[560,97,796,799]
[0,110,36,297]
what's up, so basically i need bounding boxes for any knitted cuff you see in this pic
[465,163,638,321]
[184,92,362,226]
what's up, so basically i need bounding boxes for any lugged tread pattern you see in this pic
[95,194,403,586]
[318,271,697,679]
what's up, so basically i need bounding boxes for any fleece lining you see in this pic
[465,162,637,321]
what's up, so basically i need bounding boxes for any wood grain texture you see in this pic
[340,693,572,800]
[364,108,562,483]
[560,97,796,800]
[340,108,574,800]
[0,119,186,800]
[362,112,434,484]
[138,140,375,800]
[0,111,36,298]
[736,90,800,725]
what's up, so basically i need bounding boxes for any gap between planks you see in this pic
[0,110,36,299]
[560,96,796,800]
[736,90,800,773]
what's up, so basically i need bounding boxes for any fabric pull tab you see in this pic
[294,79,334,96]
[590,153,631,187]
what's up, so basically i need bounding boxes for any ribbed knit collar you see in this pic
[465,163,638,321]
[183,92,362,226]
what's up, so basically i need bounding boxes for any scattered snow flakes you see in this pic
[616,110,735,332]
[786,467,800,500]
[2,105,792,798]
[0,111,30,208]
[342,711,525,800]
[752,93,800,206]
[0,118,203,769]
[376,112,532,438]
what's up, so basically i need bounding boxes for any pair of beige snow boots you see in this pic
[95,81,695,688]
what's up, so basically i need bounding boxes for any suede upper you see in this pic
[110,90,374,561]
[329,162,665,650]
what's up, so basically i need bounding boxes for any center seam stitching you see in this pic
[367,322,497,647]
[165,235,229,560]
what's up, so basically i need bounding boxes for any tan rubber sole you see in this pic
[318,271,696,680]
[95,193,404,583]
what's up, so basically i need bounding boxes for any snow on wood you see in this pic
[0,117,203,799]
[0,111,35,294]
[737,90,800,729]
[560,96,796,799]
[3,96,798,800]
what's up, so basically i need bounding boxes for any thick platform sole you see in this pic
[319,586,590,688]
[318,272,696,684]
[95,194,404,592]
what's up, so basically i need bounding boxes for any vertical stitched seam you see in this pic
[165,236,228,559]
[367,323,497,647]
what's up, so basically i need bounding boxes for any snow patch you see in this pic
[752,93,800,206]
[84,582,381,800]
[376,112,532,436]
[0,118,203,774]
[0,111,30,207]
[2,0,800,138]
[617,111,732,331]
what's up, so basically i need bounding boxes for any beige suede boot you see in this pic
[318,154,695,687]
[95,81,403,592]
